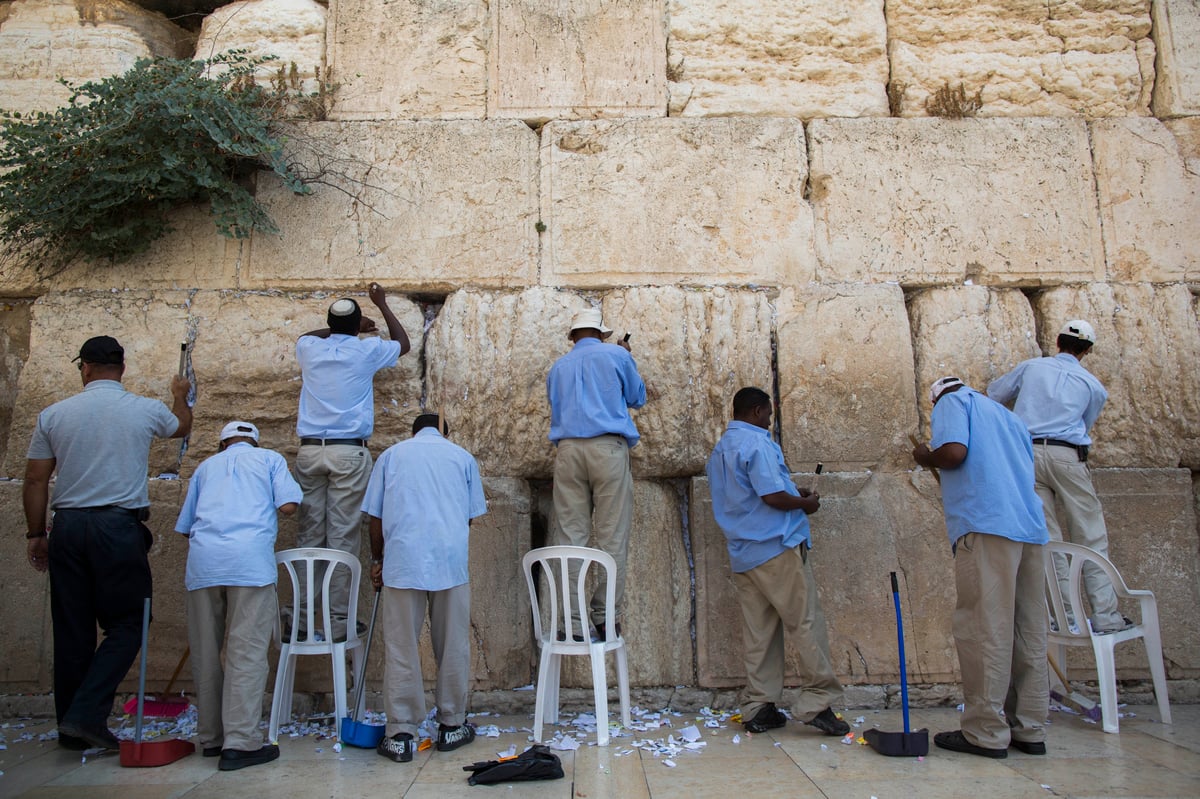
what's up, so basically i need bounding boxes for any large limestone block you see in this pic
[488,0,666,122]
[3,291,194,480]
[1092,117,1200,283]
[604,287,773,477]
[0,480,52,690]
[776,284,919,473]
[692,472,958,689]
[541,118,815,287]
[326,0,487,120]
[908,287,1041,440]
[184,290,423,470]
[809,118,1105,286]
[194,0,325,93]
[1034,284,1200,469]
[0,0,192,114]
[1152,0,1200,117]
[887,0,1154,117]
[247,121,538,291]
[1093,468,1200,677]
[666,0,889,118]
[0,300,31,471]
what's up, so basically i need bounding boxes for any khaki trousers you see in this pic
[187,585,276,751]
[732,545,844,722]
[382,583,471,737]
[296,442,372,640]
[552,436,633,629]
[953,532,1048,749]
[1034,443,1123,631]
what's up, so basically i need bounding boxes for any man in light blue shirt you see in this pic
[294,283,410,641]
[913,377,1048,759]
[176,421,301,771]
[706,387,848,738]
[987,320,1127,634]
[363,413,487,763]
[546,309,646,640]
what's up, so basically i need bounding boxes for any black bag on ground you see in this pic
[463,744,564,785]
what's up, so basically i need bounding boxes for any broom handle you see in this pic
[135,597,151,743]
[1046,650,1070,687]
[349,588,381,723]
[891,572,911,734]
[163,646,190,696]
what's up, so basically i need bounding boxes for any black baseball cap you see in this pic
[73,336,124,365]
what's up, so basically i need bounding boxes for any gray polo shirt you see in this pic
[28,380,179,509]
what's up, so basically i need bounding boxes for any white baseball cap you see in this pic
[929,376,965,405]
[568,309,612,336]
[219,421,260,443]
[1059,320,1096,344]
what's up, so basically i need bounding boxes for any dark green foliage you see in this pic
[0,51,311,274]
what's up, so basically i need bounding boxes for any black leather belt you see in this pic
[300,438,368,447]
[64,505,149,521]
[1033,438,1089,462]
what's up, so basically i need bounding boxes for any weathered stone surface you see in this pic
[887,0,1154,117]
[0,0,192,114]
[809,118,1105,285]
[777,284,919,473]
[692,472,957,689]
[1152,0,1200,117]
[1092,117,1200,283]
[0,480,52,689]
[1034,284,1200,470]
[541,118,815,287]
[0,300,32,471]
[3,291,194,480]
[326,0,487,120]
[194,0,326,93]
[666,0,889,118]
[246,121,538,291]
[908,286,1041,440]
[183,290,423,469]
[488,0,666,122]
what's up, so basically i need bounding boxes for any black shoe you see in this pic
[218,744,280,771]
[58,722,120,750]
[333,620,370,644]
[594,622,622,641]
[203,746,222,757]
[377,732,414,762]
[57,732,90,751]
[743,703,787,733]
[555,630,586,642]
[805,707,850,736]
[1010,739,1047,755]
[436,722,476,752]
[934,730,1008,759]
[1094,616,1135,635]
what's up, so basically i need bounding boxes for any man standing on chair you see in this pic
[364,413,487,763]
[913,377,1049,758]
[294,283,410,641]
[176,421,302,771]
[706,387,849,738]
[546,309,646,641]
[24,335,192,751]
[987,320,1129,635]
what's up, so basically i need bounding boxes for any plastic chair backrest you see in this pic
[276,547,362,646]
[522,545,618,644]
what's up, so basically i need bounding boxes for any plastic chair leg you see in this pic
[590,643,610,746]
[1092,638,1120,734]
[268,646,294,742]
[1142,628,1172,725]
[331,643,349,740]
[533,645,557,743]
[616,644,631,729]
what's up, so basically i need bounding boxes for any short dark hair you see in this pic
[412,413,448,436]
[733,387,771,417]
[1057,333,1093,356]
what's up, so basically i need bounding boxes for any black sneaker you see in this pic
[218,744,280,771]
[743,703,787,733]
[594,622,622,641]
[436,722,476,752]
[377,732,414,763]
[58,722,120,750]
[805,707,850,736]
[202,746,222,757]
[934,730,1007,759]
[1094,616,1135,635]
[1010,739,1046,755]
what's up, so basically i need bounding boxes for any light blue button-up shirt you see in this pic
[931,388,1048,547]
[175,442,303,591]
[705,421,811,573]
[296,334,402,439]
[546,338,646,447]
[986,353,1107,445]
[361,428,488,591]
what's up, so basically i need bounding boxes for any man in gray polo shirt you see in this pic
[24,335,192,751]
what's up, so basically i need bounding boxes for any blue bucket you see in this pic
[341,715,386,748]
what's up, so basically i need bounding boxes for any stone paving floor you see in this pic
[0,703,1196,799]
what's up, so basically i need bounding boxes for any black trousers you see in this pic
[48,507,152,728]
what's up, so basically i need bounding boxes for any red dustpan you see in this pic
[120,598,195,767]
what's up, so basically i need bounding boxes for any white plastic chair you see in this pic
[1044,541,1171,733]
[269,547,366,743]
[522,546,631,746]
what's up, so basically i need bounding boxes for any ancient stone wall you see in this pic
[0,0,1197,706]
